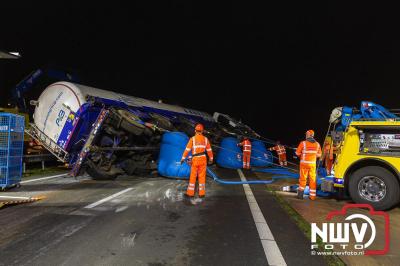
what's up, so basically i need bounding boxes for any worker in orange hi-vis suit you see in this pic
[181,124,213,198]
[269,141,287,166]
[237,137,252,169]
[295,130,322,200]
[322,138,335,175]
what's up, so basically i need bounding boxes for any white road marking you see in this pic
[20,173,68,184]
[84,188,134,209]
[238,169,287,266]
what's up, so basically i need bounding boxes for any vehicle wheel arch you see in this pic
[344,158,400,193]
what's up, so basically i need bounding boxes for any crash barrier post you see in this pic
[0,113,24,190]
[22,154,56,173]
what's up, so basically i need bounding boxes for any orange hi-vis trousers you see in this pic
[325,157,333,175]
[243,151,251,169]
[186,157,207,197]
[278,154,287,166]
[298,163,317,200]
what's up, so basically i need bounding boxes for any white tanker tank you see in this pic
[32,82,214,151]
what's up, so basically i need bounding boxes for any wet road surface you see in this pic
[0,168,326,266]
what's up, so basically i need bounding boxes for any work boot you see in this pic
[296,190,304,200]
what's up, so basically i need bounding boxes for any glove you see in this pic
[180,159,184,165]
[208,159,213,165]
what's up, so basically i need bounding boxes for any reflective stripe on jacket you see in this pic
[295,140,321,165]
[239,139,252,152]
[182,134,213,160]
[269,144,286,155]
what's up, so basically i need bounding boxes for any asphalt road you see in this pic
[0,168,326,266]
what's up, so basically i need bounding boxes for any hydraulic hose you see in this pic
[252,168,299,178]
[270,175,299,179]
[206,168,274,185]
[211,143,299,172]
[165,164,295,184]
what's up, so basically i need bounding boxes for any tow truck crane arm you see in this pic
[329,101,399,131]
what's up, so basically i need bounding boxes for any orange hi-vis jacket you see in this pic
[182,134,213,162]
[239,139,252,152]
[323,142,334,160]
[269,144,286,155]
[295,140,322,165]
[296,139,322,200]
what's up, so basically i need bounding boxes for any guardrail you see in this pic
[22,154,57,173]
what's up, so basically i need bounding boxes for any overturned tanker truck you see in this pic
[27,82,260,179]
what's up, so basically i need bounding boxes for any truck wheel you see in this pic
[113,109,146,136]
[86,166,118,180]
[85,154,120,180]
[149,113,175,131]
[178,116,195,136]
[349,166,400,210]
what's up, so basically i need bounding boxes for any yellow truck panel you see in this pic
[330,120,400,210]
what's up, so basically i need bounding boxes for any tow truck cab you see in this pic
[330,120,400,210]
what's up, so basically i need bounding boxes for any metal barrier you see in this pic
[0,113,25,189]
[22,154,56,173]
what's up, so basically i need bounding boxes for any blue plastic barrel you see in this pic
[216,137,242,169]
[157,132,191,178]
[250,140,273,167]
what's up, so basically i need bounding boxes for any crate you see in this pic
[0,113,25,189]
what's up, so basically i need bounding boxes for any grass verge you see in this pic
[266,187,345,266]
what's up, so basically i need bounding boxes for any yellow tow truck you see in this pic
[323,103,400,210]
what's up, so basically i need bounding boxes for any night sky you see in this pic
[1,2,399,146]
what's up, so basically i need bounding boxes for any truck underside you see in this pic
[83,108,256,179]
[26,105,256,180]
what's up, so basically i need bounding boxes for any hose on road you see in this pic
[206,168,275,185]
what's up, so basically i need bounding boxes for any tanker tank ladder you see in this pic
[25,124,69,162]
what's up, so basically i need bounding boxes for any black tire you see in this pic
[118,109,146,135]
[86,165,118,180]
[335,187,349,200]
[178,116,195,136]
[149,113,175,131]
[349,166,400,210]
[217,124,236,136]
[110,109,146,136]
